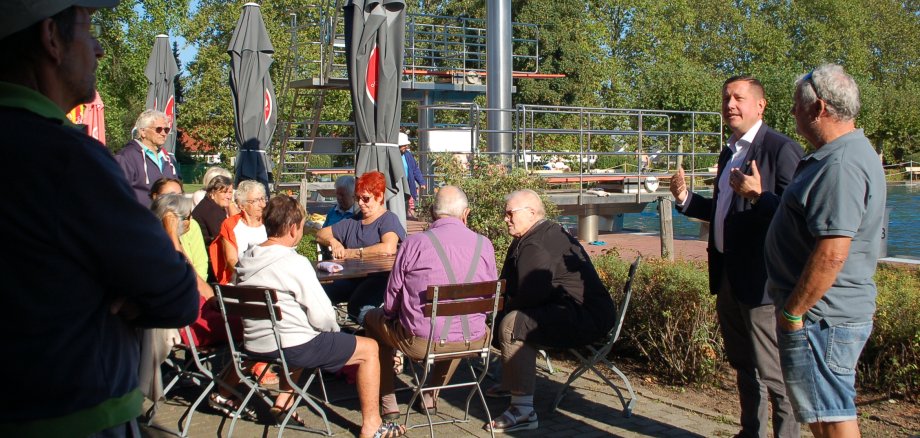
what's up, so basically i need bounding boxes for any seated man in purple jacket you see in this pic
[364,186,497,419]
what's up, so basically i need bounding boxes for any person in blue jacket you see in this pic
[115,109,180,207]
[398,132,426,218]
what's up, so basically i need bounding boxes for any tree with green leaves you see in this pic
[95,1,190,151]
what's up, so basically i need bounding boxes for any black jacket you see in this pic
[499,220,616,348]
[681,123,802,306]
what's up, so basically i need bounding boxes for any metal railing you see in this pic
[416,103,725,196]
[283,11,541,84]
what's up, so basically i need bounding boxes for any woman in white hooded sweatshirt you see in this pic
[230,195,405,438]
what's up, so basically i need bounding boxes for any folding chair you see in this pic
[214,284,333,437]
[144,326,231,437]
[403,279,506,437]
[550,255,641,417]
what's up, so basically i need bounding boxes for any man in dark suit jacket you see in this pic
[671,76,803,438]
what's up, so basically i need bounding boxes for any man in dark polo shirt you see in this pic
[0,2,200,436]
[765,63,885,438]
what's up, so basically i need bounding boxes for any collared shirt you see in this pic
[0,82,75,128]
[384,217,498,341]
[765,129,885,325]
[322,203,359,227]
[141,145,168,172]
[680,119,762,253]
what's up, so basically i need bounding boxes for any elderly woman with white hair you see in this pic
[209,181,277,385]
[209,180,268,285]
[115,109,179,207]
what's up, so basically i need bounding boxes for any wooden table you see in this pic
[314,254,396,282]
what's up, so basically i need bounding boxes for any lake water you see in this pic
[562,184,919,259]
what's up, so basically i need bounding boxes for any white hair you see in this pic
[150,193,193,235]
[133,109,167,138]
[202,166,232,187]
[795,63,861,121]
[235,180,266,204]
[505,189,546,217]
[432,185,468,218]
[334,175,355,192]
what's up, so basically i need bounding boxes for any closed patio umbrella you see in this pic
[145,34,179,157]
[345,0,408,228]
[228,2,276,191]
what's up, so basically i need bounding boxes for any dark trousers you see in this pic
[717,269,799,438]
[322,274,388,325]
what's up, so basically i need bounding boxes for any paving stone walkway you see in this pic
[140,357,737,438]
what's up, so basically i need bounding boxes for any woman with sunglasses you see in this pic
[317,171,407,324]
[115,109,179,207]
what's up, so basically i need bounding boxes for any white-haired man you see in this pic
[364,185,497,419]
[323,175,358,227]
[0,2,200,435]
[487,189,616,432]
[765,64,885,438]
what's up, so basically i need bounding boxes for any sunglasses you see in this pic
[504,206,531,218]
[802,70,824,102]
[355,195,374,203]
[148,126,171,134]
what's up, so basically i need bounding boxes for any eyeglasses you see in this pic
[89,23,102,38]
[244,197,267,205]
[504,206,531,218]
[147,126,170,134]
[355,195,373,203]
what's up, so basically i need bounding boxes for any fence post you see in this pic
[658,197,675,261]
[299,178,309,208]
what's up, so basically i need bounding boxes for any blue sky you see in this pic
[136,1,199,74]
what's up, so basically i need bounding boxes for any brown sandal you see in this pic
[270,406,306,428]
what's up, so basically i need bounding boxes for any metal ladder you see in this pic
[275,0,344,190]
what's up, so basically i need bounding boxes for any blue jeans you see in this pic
[777,319,872,424]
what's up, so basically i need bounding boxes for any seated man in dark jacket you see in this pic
[487,189,616,433]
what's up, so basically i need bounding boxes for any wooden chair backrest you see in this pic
[422,279,506,318]
[217,285,283,321]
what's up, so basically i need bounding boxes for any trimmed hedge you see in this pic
[594,254,920,399]
[860,264,920,399]
[593,255,722,385]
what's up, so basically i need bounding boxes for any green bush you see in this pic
[860,264,920,399]
[593,254,722,385]
[419,154,558,263]
[296,228,319,262]
[594,254,920,397]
